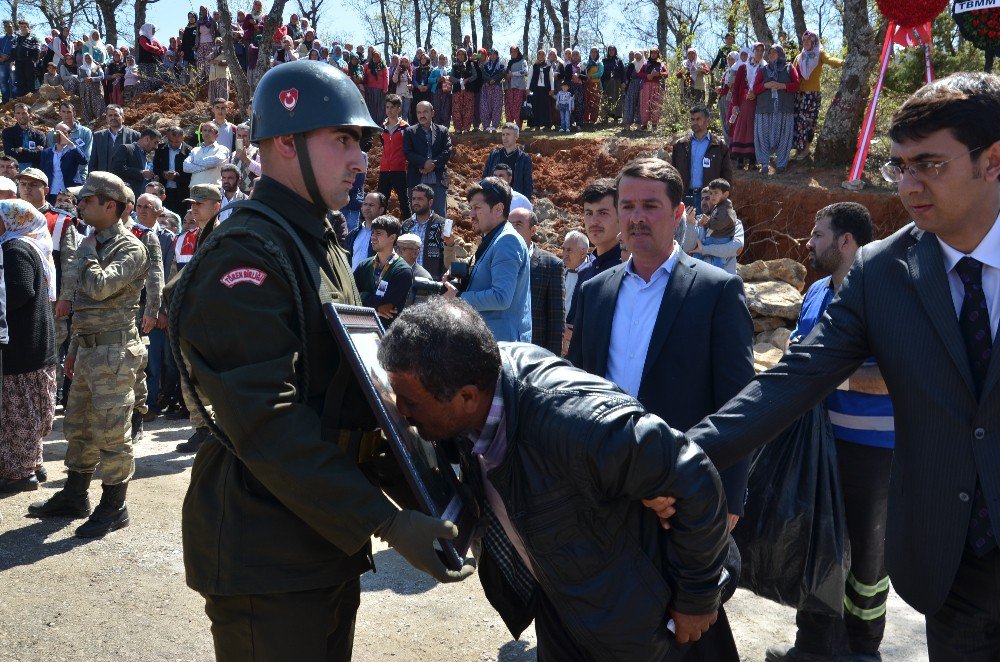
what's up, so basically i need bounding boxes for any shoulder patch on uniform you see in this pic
[220,268,268,288]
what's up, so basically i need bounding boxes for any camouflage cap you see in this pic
[75,171,130,203]
[184,184,223,203]
[15,167,48,185]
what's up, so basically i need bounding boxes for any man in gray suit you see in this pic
[647,72,1000,661]
[89,105,139,174]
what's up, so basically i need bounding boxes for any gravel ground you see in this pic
[0,415,928,661]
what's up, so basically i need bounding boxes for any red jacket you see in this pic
[379,120,408,172]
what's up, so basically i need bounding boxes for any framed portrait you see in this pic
[323,303,477,571]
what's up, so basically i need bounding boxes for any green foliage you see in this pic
[884,12,986,93]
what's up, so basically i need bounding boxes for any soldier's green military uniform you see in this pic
[64,219,149,483]
[30,172,151,539]
[123,215,163,422]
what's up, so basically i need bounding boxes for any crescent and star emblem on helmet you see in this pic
[279,88,299,111]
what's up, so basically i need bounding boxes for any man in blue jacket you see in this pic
[443,177,531,342]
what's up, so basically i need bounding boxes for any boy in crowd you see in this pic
[692,178,737,270]
[556,81,573,132]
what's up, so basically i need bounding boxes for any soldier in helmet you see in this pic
[169,60,474,658]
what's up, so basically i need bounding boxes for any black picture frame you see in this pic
[323,303,477,570]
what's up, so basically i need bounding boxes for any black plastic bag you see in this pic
[733,405,850,616]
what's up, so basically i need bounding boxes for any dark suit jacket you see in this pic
[110,141,148,199]
[345,223,375,267]
[567,250,755,516]
[39,145,87,190]
[688,224,1000,615]
[671,132,734,193]
[402,123,451,189]
[90,127,140,173]
[2,124,47,166]
[529,246,565,355]
[152,142,193,201]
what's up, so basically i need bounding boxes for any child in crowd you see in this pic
[695,178,737,270]
[556,81,574,132]
[124,55,140,102]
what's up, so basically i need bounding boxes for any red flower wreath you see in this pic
[954,2,1000,51]
[875,0,949,27]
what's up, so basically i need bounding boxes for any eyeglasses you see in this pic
[880,146,984,184]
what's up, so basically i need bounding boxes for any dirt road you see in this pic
[0,416,927,661]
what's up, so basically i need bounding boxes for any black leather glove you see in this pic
[376,510,476,583]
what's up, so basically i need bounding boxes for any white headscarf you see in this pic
[139,23,155,42]
[0,199,56,301]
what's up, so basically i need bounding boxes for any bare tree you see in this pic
[296,0,326,28]
[814,0,882,164]
[446,0,462,51]
[479,0,492,51]
[521,0,532,55]
[414,0,421,49]
[746,0,774,45]
[94,0,122,44]
[468,0,477,50]
[217,0,251,109]
[790,0,807,42]
[542,0,561,53]
[23,0,92,31]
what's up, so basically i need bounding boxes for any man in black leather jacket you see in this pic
[379,299,732,661]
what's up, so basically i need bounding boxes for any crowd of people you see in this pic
[0,6,997,662]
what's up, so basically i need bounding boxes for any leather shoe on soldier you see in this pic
[765,645,852,662]
[142,409,158,423]
[0,475,39,494]
[176,428,207,453]
[165,407,190,420]
[130,411,144,442]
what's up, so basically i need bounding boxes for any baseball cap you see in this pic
[396,232,422,248]
[75,171,130,203]
[184,184,223,203]
[16,167,48,186]
[0,176,16,194]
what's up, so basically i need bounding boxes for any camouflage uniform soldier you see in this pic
[28,172,150,539]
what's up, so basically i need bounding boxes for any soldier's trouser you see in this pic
[132,339,150,415]
[179,353,212,429]
[204,578,361,660]
[53,305,70,387]
[64,338,144,485]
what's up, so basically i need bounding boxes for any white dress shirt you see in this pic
[183,142,231,187]
[605,244,681,398]
[352,224,373,271]
[937,210,1000,340]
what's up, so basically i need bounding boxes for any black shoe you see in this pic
[0,475,39,494]
[75,482,129,538]
[765,646,851,662]
[27,471,92,518]
[35,466,47,483]
[176,427,207,453]
[131,411,144,443]
[165,407,190,420]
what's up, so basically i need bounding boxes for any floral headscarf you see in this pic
[797,31,821,80]
[0,199,56,301]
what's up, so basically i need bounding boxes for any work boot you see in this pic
[131,411,144,443]
[175,427,207,453]
[35,466,47,483]
[765,646,850,662]
[27,471,92,518]
[75,482,130,538]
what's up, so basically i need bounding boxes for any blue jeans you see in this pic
[0,63,12,104]
[700,235,732,270]
[559,107,571,130]
[146,328,166,411]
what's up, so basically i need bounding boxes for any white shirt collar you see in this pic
[937,210,1000,273]
[623,242,680,283]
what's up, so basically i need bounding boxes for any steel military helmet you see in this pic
[250,59,379,144]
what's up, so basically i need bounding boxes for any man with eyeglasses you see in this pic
[182,122,231,188]
[645,72,1000,661]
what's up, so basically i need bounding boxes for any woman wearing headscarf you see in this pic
[505,45,529,128]
[527,49,554,130]
[347,52,364,92]
[753,44,800,173]
[0,200,57,494]
[728,44,762,169]
[78,53,106,122]
[565,49,585,128]
[678,47,710,105]
[273,35,298,65]
[792,30,842,160]
[599,46,626,124]
[58,51,79,95]
[622,50,644,129]
[449,48,477,133]
[411,53,433,124]
[104,47,125,105]
[392,55,413,120]
[583,47,604,126]
[85,30,106,66]
[207,37,230,102]
[363,50,389,126]
[638,48,668,131]
[137,23,166,94]
[330,44,345,69]
[181,12,198,73]
[479,49,506,133]
[196,6,217,72]
[716,51,739,144]
[429,53,452,128]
